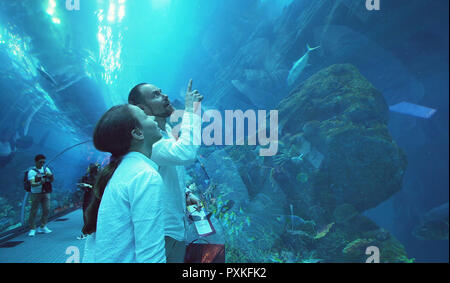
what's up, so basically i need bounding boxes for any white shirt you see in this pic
[151,112,201,241]
[28,167,52,194]
[83,152,166,263]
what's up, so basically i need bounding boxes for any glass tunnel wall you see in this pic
[0,0,448,262]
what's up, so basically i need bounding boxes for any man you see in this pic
[27,154,54,237]
[76,162,100,240]
[128,79,203,263]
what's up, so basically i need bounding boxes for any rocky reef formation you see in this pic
[276,63,407,214]
[190,0,448,260]
[190,63,411,262]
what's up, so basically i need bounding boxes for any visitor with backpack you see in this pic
[26,154,54,237]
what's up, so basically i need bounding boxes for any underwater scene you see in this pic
[0,0,448,263]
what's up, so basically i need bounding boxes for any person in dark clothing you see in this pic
[76,163,100,240]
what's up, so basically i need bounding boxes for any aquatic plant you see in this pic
[296,172,309,183]
[299,251,323,263]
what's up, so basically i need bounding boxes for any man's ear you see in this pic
[136,104,151,115]
[138,104,153,116]
[131,128,144,141]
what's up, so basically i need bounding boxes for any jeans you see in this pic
[28,193,51,229]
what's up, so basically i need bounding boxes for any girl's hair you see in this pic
[82,104,141,235]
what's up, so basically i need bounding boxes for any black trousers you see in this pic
[82,190,93,225]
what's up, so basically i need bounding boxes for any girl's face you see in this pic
[129,105,162,144]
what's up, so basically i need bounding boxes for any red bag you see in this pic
[184,238,225,263]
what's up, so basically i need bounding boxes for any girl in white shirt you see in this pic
[82,104,165,263]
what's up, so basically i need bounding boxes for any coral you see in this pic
[296,172,309,183]
[333,203,359,224]
[373,228,391,242]
[183,63,413,263]
[378,238,415,263]
[302,120,321,138]
[278,64,407,214]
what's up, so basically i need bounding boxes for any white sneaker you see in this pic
[28,229,36,237]
[77,234,87,240]
[38,226,52,234]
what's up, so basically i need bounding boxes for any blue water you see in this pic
[0,0,448,263]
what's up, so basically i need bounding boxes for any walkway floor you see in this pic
[0,209,85,263]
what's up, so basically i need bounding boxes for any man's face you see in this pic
[35,159,45,168]
[139,84,174,118]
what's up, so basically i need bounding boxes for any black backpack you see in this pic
[23,168,38,192]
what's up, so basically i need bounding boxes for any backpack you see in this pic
[23,168,38,192]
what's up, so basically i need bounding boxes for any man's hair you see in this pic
[128,83,147,105]
[35,154,46,162]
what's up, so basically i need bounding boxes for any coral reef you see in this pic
[187,63,411,263]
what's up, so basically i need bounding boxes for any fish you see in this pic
[413,202,449,240]
[290,204,294,230]
[291,153,304,164]
[389,101,437,119]
[245,216,251,227]
[274,214,308,227]
[37,66,58,86]
[287,43,320,86]
[230,212,236,221]
[269,255,284,263]
[300,258,323,263]
[0,217,11,226]
[314,222,335,239]
[287,229,311,237]
[219,200,235,214]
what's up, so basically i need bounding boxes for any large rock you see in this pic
[278,63,407,212]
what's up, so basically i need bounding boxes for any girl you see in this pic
[82,104,165,263]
